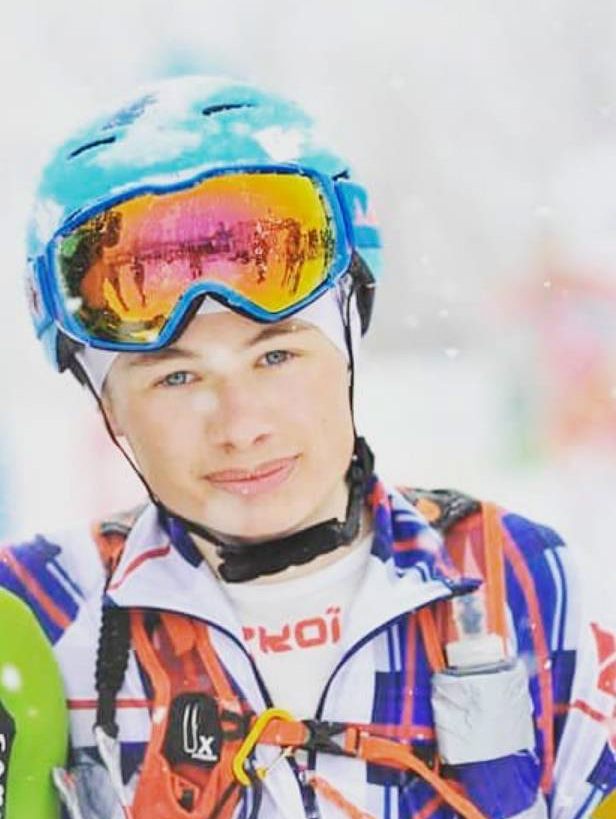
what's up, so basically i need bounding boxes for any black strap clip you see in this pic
[301,720,352,757]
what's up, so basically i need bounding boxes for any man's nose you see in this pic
[204,378,275,452]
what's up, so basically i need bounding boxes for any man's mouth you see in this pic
[204,456,299,496]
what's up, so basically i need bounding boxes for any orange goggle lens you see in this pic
[54,172,336,344]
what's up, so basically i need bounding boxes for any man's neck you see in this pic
[192,506,373,585]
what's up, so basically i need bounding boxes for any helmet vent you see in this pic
[68,136,117,159]
[201,102,255,117]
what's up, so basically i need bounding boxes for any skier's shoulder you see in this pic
[0,504,144,640]
[398,484,568,568]
[399,484,576,647]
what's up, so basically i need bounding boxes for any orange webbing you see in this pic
[401,614,417,729]
[417,606,446,672]
[253,719,487,819]
[345,730,488,819]
[91,523,127,578]
[256,718,434,747]
[191,618,247,810]
[130,611,240,819]
[258,717,306,746]
[91,508,145,578]
[130,610,178,819]
[131,609,172,702]
[192,620,238,707]
[160,610,197,655]
[309,775,378,819]
[414,497,442,525]
[481,502,509,653]
[415,795,445,819]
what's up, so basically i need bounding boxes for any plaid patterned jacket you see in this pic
[0,475,614,818]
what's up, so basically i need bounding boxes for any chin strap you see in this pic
[157,437,374,583]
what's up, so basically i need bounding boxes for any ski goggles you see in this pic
[35,165,380,351]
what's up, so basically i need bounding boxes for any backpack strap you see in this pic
[400,488,509,662]
[481,500,508,651]
[91,505,145,583]
[416,607,446,672]
[91,511,248,818]
[400,487,480,533]
[129,610,245,819]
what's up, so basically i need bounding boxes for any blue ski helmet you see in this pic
[24,75,382,373]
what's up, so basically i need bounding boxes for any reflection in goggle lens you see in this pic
[56,173,336,344]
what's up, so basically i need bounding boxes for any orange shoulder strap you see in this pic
[481,501,509,652]
[91,505,145,580]
[418,498,509,669]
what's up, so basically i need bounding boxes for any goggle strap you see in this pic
[343,276,358,441]
[348,252,377,336]
[57,332,86,378]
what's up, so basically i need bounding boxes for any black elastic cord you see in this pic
[244,767,264,819]
[343,272,358,435]
[205,766,261,819]
[205,780,241,819]
[95,606,131,738]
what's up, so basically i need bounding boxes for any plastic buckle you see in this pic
[302,721,352,757]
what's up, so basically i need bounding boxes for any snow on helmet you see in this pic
[24,75,382,374]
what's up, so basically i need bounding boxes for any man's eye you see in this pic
[160,371,192,387]
[260,350,293,367]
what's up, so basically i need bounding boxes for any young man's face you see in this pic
[102,309,355,541]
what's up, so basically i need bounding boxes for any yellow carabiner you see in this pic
[232,707,294,786]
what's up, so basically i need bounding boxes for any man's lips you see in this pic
[204,457,299,496]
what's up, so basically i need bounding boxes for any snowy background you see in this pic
[2,0,616,618]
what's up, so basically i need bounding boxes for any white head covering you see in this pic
[76,287,362,395]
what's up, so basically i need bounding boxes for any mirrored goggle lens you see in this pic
[54,172,336,345]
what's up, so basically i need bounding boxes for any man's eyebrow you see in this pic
[124,321,313,367]
[125,346,201,368]
[245,320,313,347]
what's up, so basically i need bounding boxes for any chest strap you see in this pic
[233,711,487,819]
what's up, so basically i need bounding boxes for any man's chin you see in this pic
[179,483,347,544]
[203,517,308,545]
